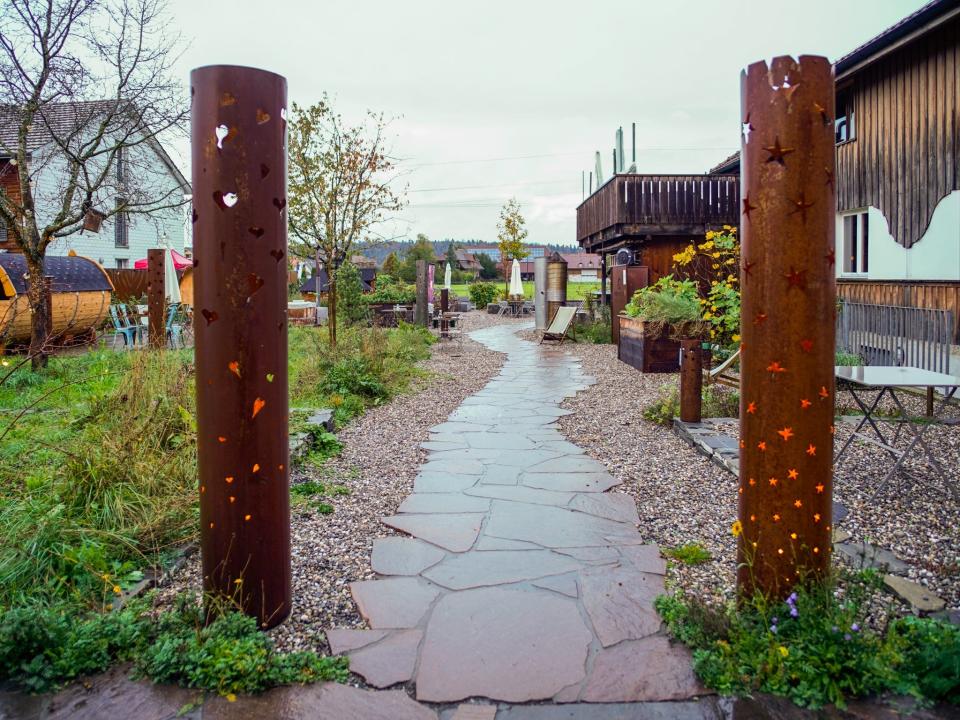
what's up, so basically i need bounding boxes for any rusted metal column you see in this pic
[415,259,428,326]
[679,339,703,423]
[147,248,166,349]
[738,56,836,598]
[440,288,449,338]
[191,65,291,628]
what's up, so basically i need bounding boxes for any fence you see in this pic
[836,301,954,374]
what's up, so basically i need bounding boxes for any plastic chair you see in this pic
[109,305,139,348]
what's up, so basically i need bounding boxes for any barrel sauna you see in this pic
[545,251,568,325]
[0,254,113,345]
[178,266,194,307]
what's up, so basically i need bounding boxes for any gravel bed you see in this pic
[155,311,510,653]
[547,337,960,626]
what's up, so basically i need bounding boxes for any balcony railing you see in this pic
[576,174,741,248]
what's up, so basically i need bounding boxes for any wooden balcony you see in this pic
[576,174,741,252]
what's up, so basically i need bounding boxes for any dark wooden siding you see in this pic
[836,15,959,249]
[837,278,960,342]
[0,160,21,252]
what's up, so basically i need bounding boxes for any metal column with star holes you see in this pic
[738,56,836,599]
[191,65,291,629]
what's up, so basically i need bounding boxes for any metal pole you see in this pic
[440,288,449,338]
[147,248,165,349]
[679,339,703,423]
[738,55,836,598]
[632,122,636,163]
[415,259,428,326]
[191,64,291,629]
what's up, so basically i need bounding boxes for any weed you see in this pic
[665,543,712,565]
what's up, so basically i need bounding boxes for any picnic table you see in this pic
[834,365,959,498]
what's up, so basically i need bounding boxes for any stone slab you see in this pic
[449,704,498,720]
[347,629,423,688]
[326,628,391,655]
[570,493,639,524]
[522,472,620,493]
[619,545,668,575]
[526,456,607,474]
[420,459,486,475]
[203,682,437,720]
[466,484,575,507]
[413,472,478,493]
[382,513,484,552]
[580,636,704,703]
[372,537,447,576]
[423,550,584,590]
[883,574,946,612]
[579,565,665,647]
[532,572,579,598]
[484,501,641,548]
[475,536,544,551]
[350,577,440,628]
[416,586,592,703]
[398,493,491,514]
[497,700,721,720]
[834,541,910,574]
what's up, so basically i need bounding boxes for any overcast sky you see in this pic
[165,0,924,247]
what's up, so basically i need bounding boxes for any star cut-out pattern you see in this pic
[764,137,795,165]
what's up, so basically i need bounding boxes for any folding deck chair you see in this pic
[539,306,577,345]
[704,346,741,389]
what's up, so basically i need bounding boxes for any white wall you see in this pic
[28,139,188,268]
[835,190,960,281]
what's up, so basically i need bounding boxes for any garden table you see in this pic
[833,365,959,499]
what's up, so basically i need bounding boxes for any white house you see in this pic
[0,100,190,269]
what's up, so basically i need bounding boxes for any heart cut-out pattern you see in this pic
[270,249,284,262]
[192,209,198,223]
[260,164,270,179]
[213,191,238,210]
[215,124,229,149]
[220,91,237,106]
[247,273,264,297]
[256,108,271,124]
[201,309,218,325]
[272,197,286,212]
[248,226,265,238]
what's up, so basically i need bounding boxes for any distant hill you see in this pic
[355,239,584,267]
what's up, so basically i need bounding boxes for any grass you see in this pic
[446,281,601,302]
[665,543,712,565]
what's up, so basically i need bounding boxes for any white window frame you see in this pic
[841,210,869,275]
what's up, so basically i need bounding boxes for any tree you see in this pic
[399,233,434,283]
[444,241,458,269]
[381,251,400,278]
[288,97,404,347]
[335,261,368,326]
[496,198,529,294]
[477,252,499,280]
[0,0,188,368]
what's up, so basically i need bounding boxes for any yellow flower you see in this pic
[705,231,716,240]
[112,585,122,595]
[779,646,789,658]
[731,520,743,537]
[711,305,718,312]
[226,693,237,702]
[723,224,732,231]
[711,252,721,258]
[703,312,712,320]
[732,334,741,342]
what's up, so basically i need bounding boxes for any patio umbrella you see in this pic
[509,258,523,298]
[163,247,181,304]
[444,262,452,290]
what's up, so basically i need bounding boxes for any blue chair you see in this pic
[166,303,183,348]
[118,304,143,345]
[109,305,138,348]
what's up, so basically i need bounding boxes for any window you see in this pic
[115,258,129,269]
[835,90,855,144]
[115,198,128,248]
[842,212,869,273]
[116,146,126,184]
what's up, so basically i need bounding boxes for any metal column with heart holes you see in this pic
[191,65,291,629]
[738,56,836,599]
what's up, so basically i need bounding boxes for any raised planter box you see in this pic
[618,315,680,373]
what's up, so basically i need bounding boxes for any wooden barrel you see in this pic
[0,254,113,344]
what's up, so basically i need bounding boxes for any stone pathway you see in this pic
[327,323,703,704]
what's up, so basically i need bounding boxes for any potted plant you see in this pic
[619,276,707,372]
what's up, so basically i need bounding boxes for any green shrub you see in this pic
[625,276,702,330]
[362,274,416,305]
[0,596,348,695]
[656,579,960,709]
[335,262,369,326]
[468,282,500,308]
[835,351,863,366]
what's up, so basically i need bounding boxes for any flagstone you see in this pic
[532,572,579,598]
[413,472,478,493]
[580,636,704,703]
[474,536,544,551]
[484,501,640,548]
[398,493,491,514]
[346,629,423,688]
[569,492,639,524]
[416,586,592,703]
[422,549,584,590]
[350,577,441,629]
[521,472,620,493]
[579,565,665,646]
[477,464,524,485]
[465,484,575,507]
[326,628,391,655]
[526,456,608,474]
[465,433,537,450]
[619,544,668,575]
[419,459,485,475]
[382,513,484,552]
[430,421,491,433]
[371,537,447,576]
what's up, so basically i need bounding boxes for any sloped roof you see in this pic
[0,253,112,298]
[0,100,189,191]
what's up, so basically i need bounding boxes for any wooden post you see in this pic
[440,288,449,338]
[415,259,428,327]
[147,248,165,349]
[191,64,291,629]
[599,253,607,307]
[679,339,703,423]
[738,55,836,598]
